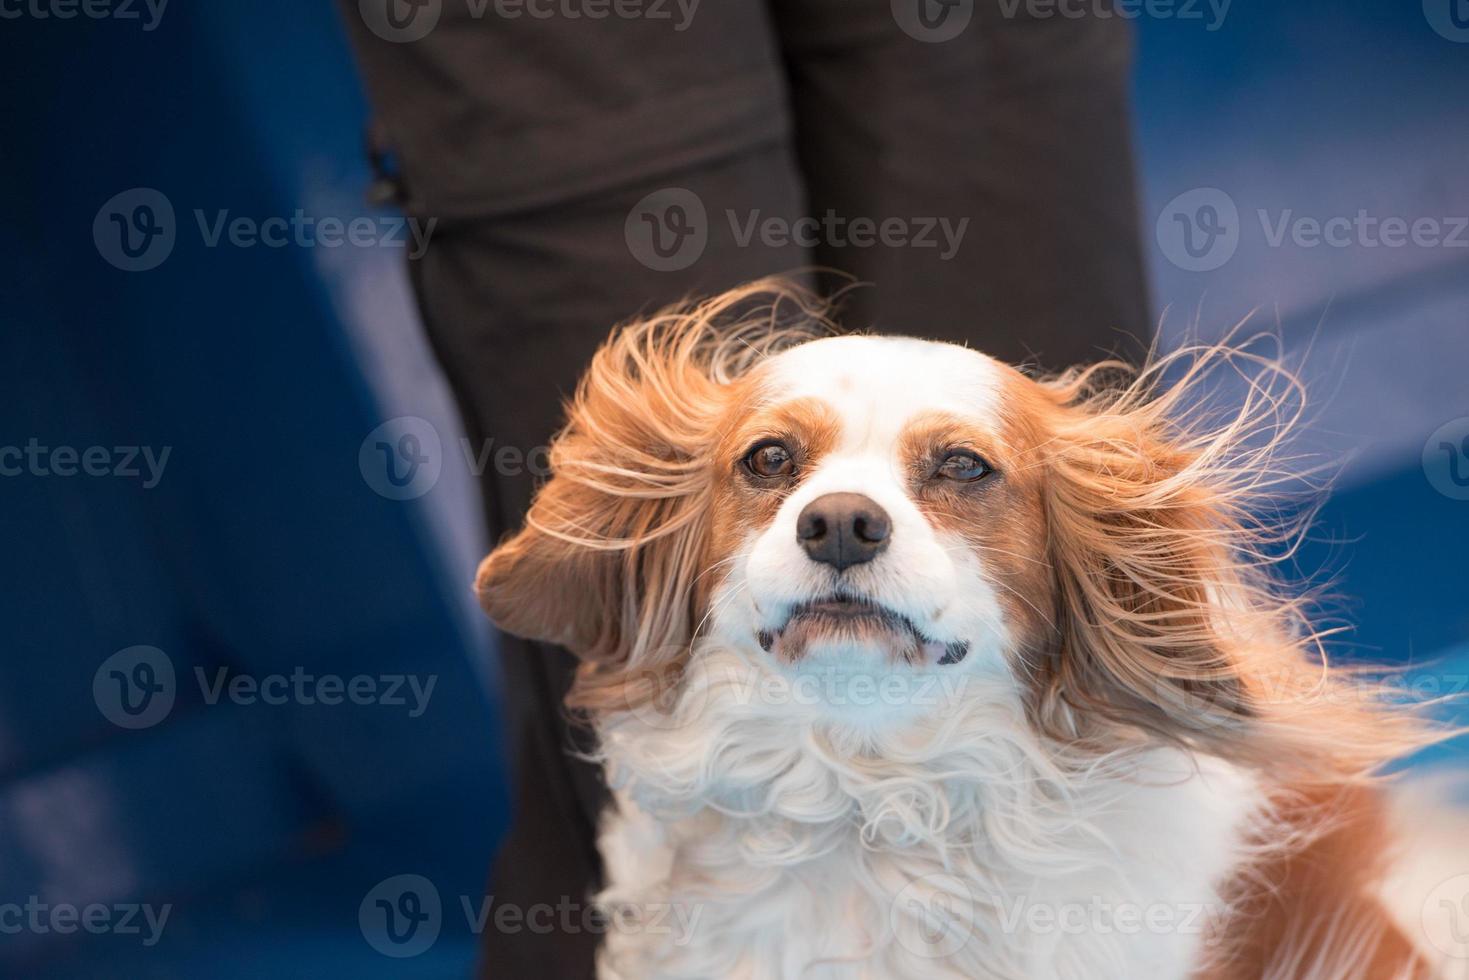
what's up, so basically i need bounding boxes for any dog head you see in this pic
[474,280,1426,772]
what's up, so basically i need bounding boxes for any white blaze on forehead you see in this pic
[761,335,1004,449]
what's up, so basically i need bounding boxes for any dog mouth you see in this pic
[757,594,969,666]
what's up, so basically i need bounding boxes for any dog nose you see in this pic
[796,492,891,571]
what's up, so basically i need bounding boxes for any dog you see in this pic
[475,280,1466,979]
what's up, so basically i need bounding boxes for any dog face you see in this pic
[703,335,1051,680]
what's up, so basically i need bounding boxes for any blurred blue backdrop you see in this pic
[1,0,1465,976]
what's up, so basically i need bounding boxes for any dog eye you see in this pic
[744,441,795,479]
[936,450,993,483]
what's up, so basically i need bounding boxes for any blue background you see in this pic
[1,1,1466,976]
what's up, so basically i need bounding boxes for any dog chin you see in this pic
[766,621,925,666]
[755,596,971,668]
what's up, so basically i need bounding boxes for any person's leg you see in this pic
[771,0,1152,366]
[337,6,810,976]
[338,4,1151,975]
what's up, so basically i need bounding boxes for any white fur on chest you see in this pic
[592,647,1263,980]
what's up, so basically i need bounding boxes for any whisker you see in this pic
[987,578,1056,631]
[948,541,1054,569]
[691,552,745,587]
[694,579,749,640]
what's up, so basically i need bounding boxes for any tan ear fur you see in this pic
[1024,338,1445,782]
[475,279,828,714]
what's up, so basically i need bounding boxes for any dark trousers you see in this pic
[340,2,1149,974]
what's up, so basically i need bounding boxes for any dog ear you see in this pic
[473,314,725,699]
[1026,345,1445,780]
[1026,350,1283,757]
[474,474,627,658]
[475,281,824,712]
